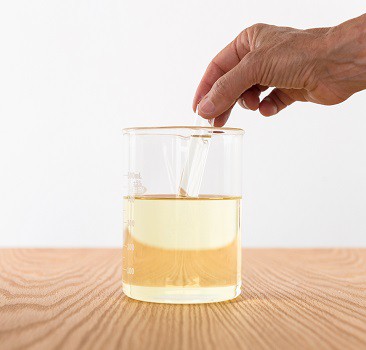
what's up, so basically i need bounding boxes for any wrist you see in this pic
[324,14,366,94]
[335,14,366,49]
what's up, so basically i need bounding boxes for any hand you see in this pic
[193,14,366,126]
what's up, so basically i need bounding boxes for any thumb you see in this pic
[197,53,259,119]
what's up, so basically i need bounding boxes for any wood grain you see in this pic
[0,249,366,350]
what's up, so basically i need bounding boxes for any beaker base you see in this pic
[122,284,241,304]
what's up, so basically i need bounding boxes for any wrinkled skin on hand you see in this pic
[193,14,366,126]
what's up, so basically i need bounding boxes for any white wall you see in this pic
[0,0,365,247]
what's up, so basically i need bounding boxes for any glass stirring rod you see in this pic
[178,116,211,197]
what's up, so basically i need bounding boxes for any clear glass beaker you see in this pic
[122,126,243,304]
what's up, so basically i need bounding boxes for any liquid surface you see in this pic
[122,195,241,303]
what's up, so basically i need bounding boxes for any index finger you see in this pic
[192,36,249,112]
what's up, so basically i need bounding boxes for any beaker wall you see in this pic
[123,127,243,304]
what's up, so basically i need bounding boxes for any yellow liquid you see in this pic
[122,195,241,304]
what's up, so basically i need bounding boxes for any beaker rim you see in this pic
[123,126,244,135]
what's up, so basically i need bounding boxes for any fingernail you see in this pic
[198,97,215,115]
[194,95,204,113]
[209,118,215,126]
[197,94,204,104]
[263,97,278,115]
[241,98,249,109]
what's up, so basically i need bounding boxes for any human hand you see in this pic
[193,14,366,126]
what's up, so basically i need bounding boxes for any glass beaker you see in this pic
[122,126,243,304]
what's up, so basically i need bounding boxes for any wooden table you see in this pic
[1,249,366,350]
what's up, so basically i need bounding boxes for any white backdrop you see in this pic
[0,0,365,247]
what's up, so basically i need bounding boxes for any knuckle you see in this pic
[248,23,267,33]
[244,23,270,50]
[253,23,267,30]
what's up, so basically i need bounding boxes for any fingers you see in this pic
[197,53,258,119]
[193,61,225,112]
[207,83,266,126]
[210,104,235,127]
[258,88,300,117]
[193,38,249,112]
[209,87,301,125]
[238,85,268,110]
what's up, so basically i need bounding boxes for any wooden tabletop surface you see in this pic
[0,249,366,350]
